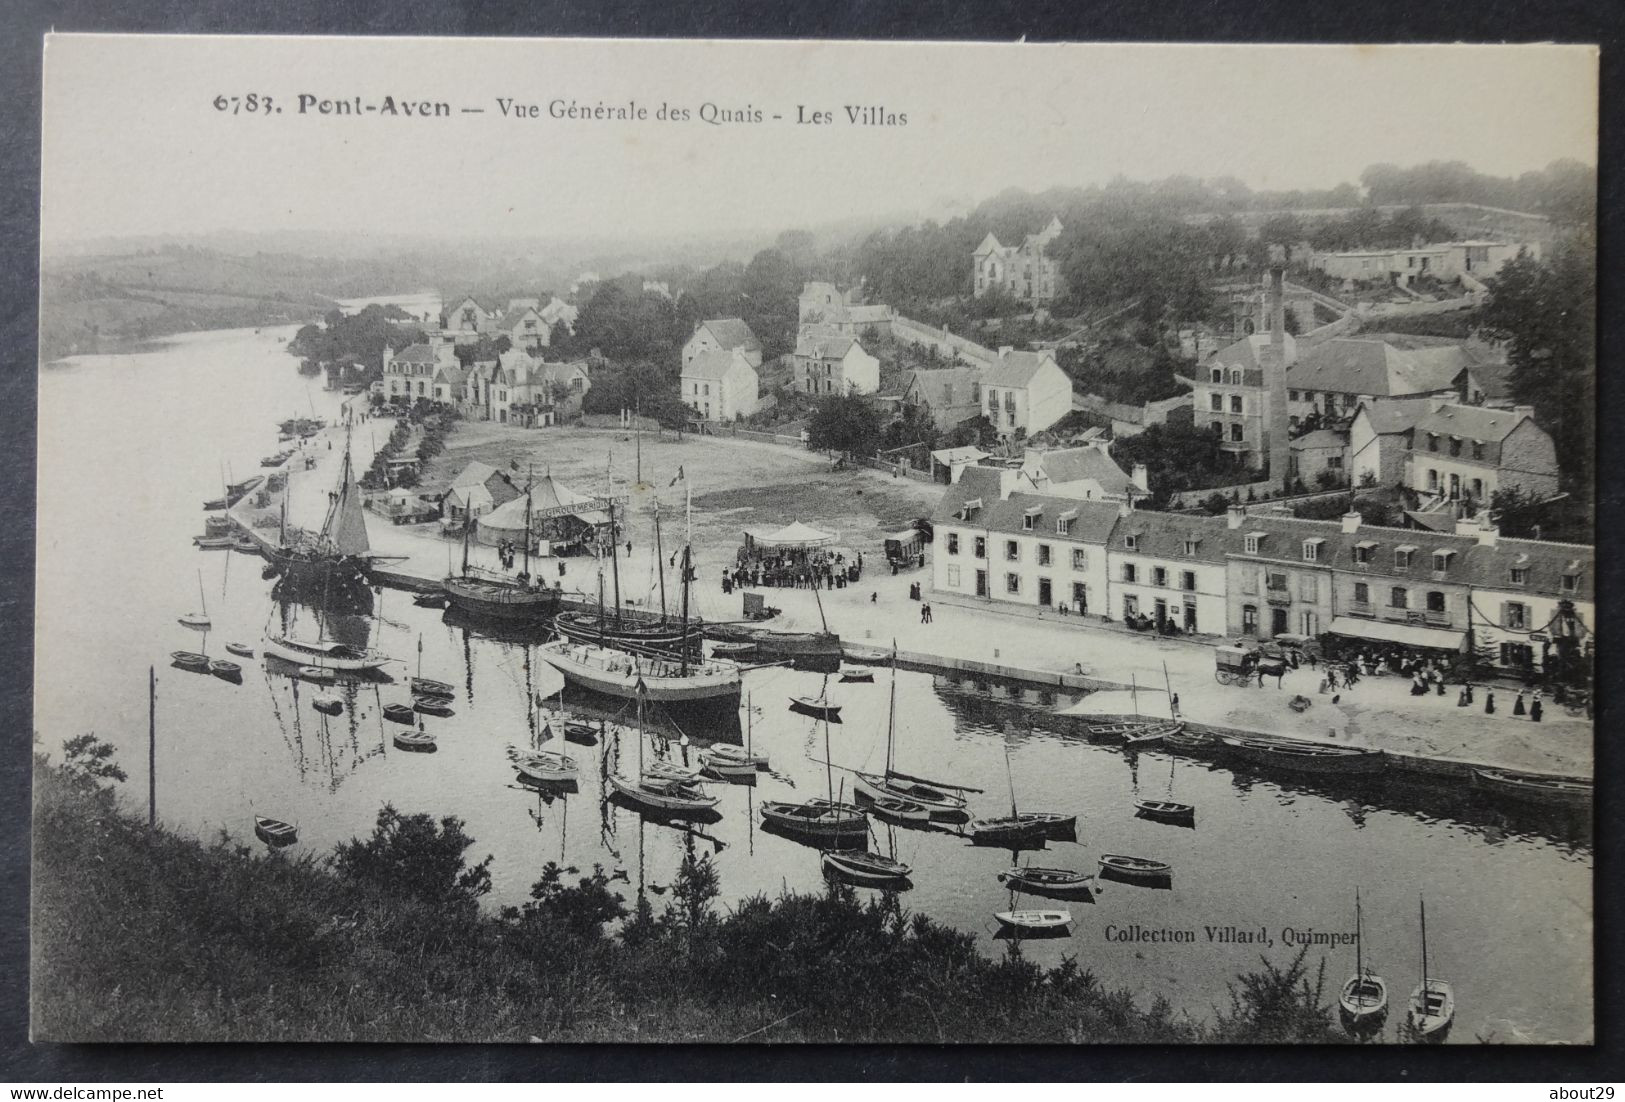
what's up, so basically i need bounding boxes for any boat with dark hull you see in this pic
[264,437,376,594]
[1472,767,1591,810]
[443,476,562,625]
[998,866,1096,901]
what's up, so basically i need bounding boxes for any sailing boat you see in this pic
[537,484,741,719]
[606,672,719,816]
[443,469,561,623]
[1135,736,1196,826]
[968,735,1075,845]
[409,633,455,698]
[761,698,867,841]
[854,647,974,821]
[179,568,211,629]
[1406,896,1455,1043]
[700,692,765,781]
[788,672,842,722]
[266,429,373,591]
[1339,887,1390,1035]
[822,818,913,887]
[555,500,704,657]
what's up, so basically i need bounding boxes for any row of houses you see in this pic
[439,294,580,351]
[1310,240,1536,288]
[381,341,591,426]
[930,466,1593,678]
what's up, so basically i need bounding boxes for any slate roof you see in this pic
[1287,338,1460,398]
[933,470,1123,544]
[698,318,761,354]
[1026,447,1137,496]
[1289,429,1347,452]
[682,350,752,382]
[1109,510,1239,564]
[796,332,856,360]
[1355,397,1436,435]
[982,350,1059,388]
[1414,404,1532,445]
[391,343,437,365]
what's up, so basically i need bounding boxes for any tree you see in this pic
[807,394,882,456]
[581,360,689,427]
[58,734,126,793]
[1478,242,1595,487]
[332,804,493,915]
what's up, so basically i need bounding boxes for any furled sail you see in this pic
[322,449,371,557]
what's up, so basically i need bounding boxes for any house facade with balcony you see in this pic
[930,466,1119,616]
[1323,519,1477,656]
[979,347,1071,438]
[1221,511,1340,641]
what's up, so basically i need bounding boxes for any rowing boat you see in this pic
[821,850,912,886]
[1098,854,1172,885]
[1471,767,1591,810]
[997,866,1096,900]
[393,730,438,753]
[993,909,1071,932]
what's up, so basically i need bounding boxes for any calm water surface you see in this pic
[35,319,1593,1043]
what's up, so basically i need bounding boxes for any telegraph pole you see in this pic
[148,665,157,828]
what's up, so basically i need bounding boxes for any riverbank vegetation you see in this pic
[32,738,1345,1044]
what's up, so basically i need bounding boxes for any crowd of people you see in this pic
[725,546,862,594]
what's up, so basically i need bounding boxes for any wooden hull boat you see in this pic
[1134,799,1196,826]
[1339,973,1390,1034]
[225,642,255,658]
[760,798,867,838]
[562,721,600,745]
[994,909,1071,932]
[554,608,704,659]
[178,613,211,629]
[254,816,298,847]
[312,694,344,716]
[297,665,336,684]
[708,641,758,659]
[393,730,438,753]
[854,773,968,819]
[998,866,1096,900]
[227,475,264,496]
[788,696,842,722]
[383,703,417,725]
[443,574,560,623]
[1098,854,1172,885]
[193,536,235,550]
[513,749,579,783]
[1408,979,1455,1043]
[1087,719,1171,743]
[1163,728,1216,752]
[1123,722,1183,749]
[1261,744,1385,775]
[643,759,701,782]
[209,659,242,681]
[707,624,843,660]
[1472,767,1591,809]
[839,667,875,683]
[203,498,228,512]
[536,640,741,709]
[702,744,768,770]
[968,815,1053,846]
[412,591,450,609]
[264,633,389,672]
[413,696,455,718]
[822,850,911,886]
[864,796,932,825]
[410,676,455,698]
[698,749,759,780]
[232,536,261,554]
[608,774,718,815]
[170,651,211,673]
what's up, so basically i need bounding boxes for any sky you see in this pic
[41,36,1598,246]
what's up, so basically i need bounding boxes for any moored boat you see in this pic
[608,773,718,815]
[312,694,344,716]
[170,651,211,673]
[863,795,932,825]
[192,536,235,550]
[1472,767,1591,809]
[225,642,255,658]
[822,849,911,887]
[410,676,455,698]
[853,654,975,820]
[1340,888,1389,1036]
[412,591,450,609]
[383,703,417,725]
[969,814,1062,847]
[1261,743,1385,775]
[209,659,242,681]
[297,664,336,684]
[1406,896,1454,1043]
[760,798,867,839]
[1162,728,1217,752]
[393,730,438,753]
[997,866,1095,900]
[254,816,298,847]
[536,640,742,712]
[413,695,455,718]
[788,694,842,722]
[993,909,1072,932]
[839,666,875,683]
[1098,854,1172,885]
[265,633,389,672]
[1134,799,1196,826]
[698,748,759,781]
[512,748,579,784]
[1123,721,1183,749]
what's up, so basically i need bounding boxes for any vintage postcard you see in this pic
[33,36,1596,1044]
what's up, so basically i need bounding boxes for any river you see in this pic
[34,309,1593,1044]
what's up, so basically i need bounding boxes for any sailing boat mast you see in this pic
[679,485,693,677]
[1355,888,1365,980]
[1419,896,1429,995]
[1003,739,1018,820]
[886,645,898,776]
[607,454,622,625]
[653,503,668,622]
[522,466,533,580]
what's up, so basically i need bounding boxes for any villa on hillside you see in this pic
[972,216,1066,305]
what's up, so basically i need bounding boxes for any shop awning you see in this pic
[1328,616,1465,651]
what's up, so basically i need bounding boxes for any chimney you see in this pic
[1227,505,1247,529]
[1265,255,1292,494]
[1341,511,1362,534]
[1455,513,1499,547]
[1512,405,1535,421]
[1131,463,1149,492]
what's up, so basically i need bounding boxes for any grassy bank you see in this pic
[32,741,1344,1043]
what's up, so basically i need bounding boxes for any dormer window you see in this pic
[1354,540,1376,565]
[1427,433,1439,452]
[1211,368,1223,384]
[1123,534,1139,551]
[1182,539,1199,556]
[1563,572,1579,592]
[1394,546,1415,570]
[1056,508,1077,536]
[1302,538,1324,563]
[1244,532,1266,555]
[1433,549,1455,573]
[1022,515,1034,531]
[1510,566,1529,585]
[1230,370,1242,385]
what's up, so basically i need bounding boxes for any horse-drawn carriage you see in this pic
[1213,643,1289,687]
